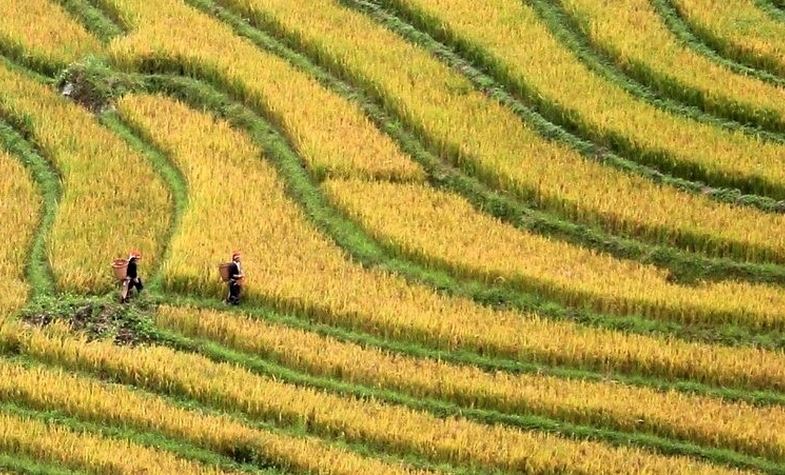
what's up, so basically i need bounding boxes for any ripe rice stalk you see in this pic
[324,178,785,330]
[105,0,423,183]
[0,410,232,475]
[563,0,785,129]
[671,0,785,77]
[0,0,102,69]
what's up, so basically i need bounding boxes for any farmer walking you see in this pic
[121,250,144,303]
[226,250,244,305]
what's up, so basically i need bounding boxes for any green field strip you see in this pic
[0,55,171,294]
[150,313,785,473]
[98,111,188,292]
[358,0,785,203]
[196,0,785,286]
[0,453,82,475]
[539,0,785,135]
[52,0,123,43]
[0,121,58,298]
[660,0,785,80]
[153,294,785,408]
[0,400,273,475]
[105,33,785,342]
[7,44,785,366]
[652,0,785,85]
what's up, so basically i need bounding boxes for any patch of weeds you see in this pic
[56,56,142,112]
[19,293,158,345]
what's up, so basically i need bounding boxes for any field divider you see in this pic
[52,0,123,43]
[0,120,59,298]
[0,452,81,475]
[653,0,785,83]
[359,0,785,203]
[754,0,785,21]
[535,0,785,134]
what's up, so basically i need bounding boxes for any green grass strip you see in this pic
[0,121,59,298]
[98,111,188,292]
[755,0,785,21]
[0,398,272,474]
[539,0,785,134]
[360,0,785,203]
[654,0,785,83]
[164,0,783,347]
[52,0,123,43]
[154,326,785,474]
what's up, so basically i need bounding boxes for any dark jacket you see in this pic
[228,261,242,281]
[127,258,138,279]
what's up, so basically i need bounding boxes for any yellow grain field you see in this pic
[1,322,745,475]
[0,150,38,317]
[0,62,169,292]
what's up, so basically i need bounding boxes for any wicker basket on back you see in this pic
[111,258,128,282]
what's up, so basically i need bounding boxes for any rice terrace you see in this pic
[3,0,785,473]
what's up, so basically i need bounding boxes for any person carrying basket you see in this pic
[223,250,244,305]
[117,250,144,303]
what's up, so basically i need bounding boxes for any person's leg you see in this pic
[229,281,240,304]
[120,279,130,303]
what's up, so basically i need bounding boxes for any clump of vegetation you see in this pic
[19,293,157,345]
[56,56,141,112]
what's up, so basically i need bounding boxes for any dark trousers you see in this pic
[129,277,144,293]
[228,280,241,304]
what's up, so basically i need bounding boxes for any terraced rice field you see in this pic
[0,0,784,473]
